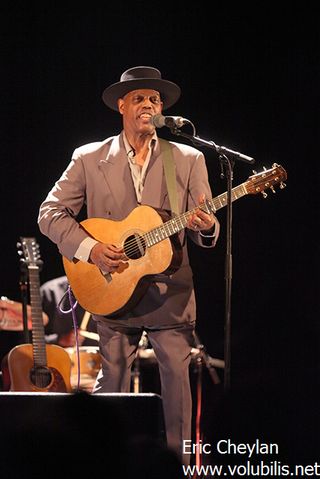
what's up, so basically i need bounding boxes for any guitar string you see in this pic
[28,266,52,388]
[106,174,277,258]
[117,191,229,258]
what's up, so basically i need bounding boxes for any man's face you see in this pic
[118,89,163,134]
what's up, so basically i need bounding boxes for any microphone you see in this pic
[151,113,190,129]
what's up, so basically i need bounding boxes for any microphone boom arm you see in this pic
[169,127,255,164]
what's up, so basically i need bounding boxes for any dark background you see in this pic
[1,3,318,465]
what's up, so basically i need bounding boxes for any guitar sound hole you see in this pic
[124,234,146,260]
[30,366,52,388]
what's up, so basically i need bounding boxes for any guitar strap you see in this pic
[159,138,179,216]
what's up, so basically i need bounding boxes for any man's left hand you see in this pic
[186,194,217,232]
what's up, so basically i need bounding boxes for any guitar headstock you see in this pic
[245,163,287,198]
[17,237,43,269]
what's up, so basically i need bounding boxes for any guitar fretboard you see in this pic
[28,266,47,367]
[145,182,248,247]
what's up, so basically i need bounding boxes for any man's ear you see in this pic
[117,98,124,115]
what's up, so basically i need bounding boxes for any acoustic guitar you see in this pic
[5,237,72,392]
[63,163,287,317]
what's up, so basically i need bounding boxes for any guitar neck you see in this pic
[28,265,47,368]
[145,182,248,247]
[210,182,248,212]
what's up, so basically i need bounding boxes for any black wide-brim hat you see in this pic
[102,66,181,111]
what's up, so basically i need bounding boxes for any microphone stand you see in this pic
[191,333,223,470]
[169,125,254,392]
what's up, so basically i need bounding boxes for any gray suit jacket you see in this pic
[38,132,219,327]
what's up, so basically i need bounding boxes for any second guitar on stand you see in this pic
[2,237,72,392]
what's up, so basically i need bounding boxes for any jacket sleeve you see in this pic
[38,152,91,260]
[185,150,220,248]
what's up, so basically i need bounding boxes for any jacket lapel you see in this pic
[98,134,137,218]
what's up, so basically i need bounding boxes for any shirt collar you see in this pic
[123,131,157,163]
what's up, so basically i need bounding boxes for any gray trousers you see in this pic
[93,319,194,465]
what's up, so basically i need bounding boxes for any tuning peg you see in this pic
[263,166,267,171]
[252,169,257,175]
[262,191,268,198]
[280,182,286,189]
[270,186,276,193]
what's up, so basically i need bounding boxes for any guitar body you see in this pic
[63,205,181,317]
[7,343,72,392]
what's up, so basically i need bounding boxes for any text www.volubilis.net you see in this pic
[182,460,320,477]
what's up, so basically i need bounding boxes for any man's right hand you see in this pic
[89,242,125,273]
